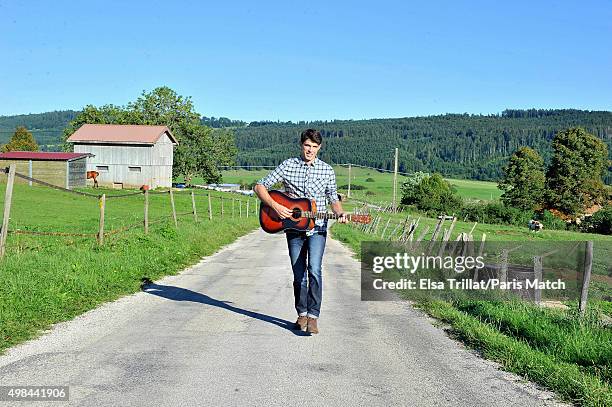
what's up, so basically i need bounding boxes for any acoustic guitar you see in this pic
[259,190,371,233]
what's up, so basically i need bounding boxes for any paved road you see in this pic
[0,229,567,406]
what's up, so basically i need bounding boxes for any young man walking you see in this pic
[254,129,347,334]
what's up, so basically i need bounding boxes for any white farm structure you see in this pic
[67,124,178,189]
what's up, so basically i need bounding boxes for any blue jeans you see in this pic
[285,228,327,318]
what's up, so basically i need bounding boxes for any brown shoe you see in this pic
[294,316,308,331]
[306,317,319,334]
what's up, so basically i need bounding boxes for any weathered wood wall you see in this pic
[72,132,174,189]
[0,159,68,187]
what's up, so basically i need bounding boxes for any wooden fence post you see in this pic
[221,197,224,217]
[477,233,487,257]
[97,193,106,245]
[533,256,542,304]
[208,193,213,220]
[144,189,149,234]
[389,222,400,241]
[246,200,249,218]
[381,218,391,239]
[169,190,178,228]
[415,225,430,243]
[579,241,594,316]
[499,249,508,283]
[426,217,445,255]
[374,216,382,235]
[473,233,486,282]
[0,164,16,258]
[191,191,198,222]
[438,217,457,256]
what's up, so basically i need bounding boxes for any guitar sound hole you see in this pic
[291,208,301,219]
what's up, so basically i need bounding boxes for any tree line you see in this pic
[230,110,612,183]
[2,108,611,183]
[401,127,611,234]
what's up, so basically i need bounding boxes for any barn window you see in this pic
[129,166,142,172]
[96,165,109,172]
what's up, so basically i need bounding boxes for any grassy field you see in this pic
[0,181,260,354]
[201,166,503,203]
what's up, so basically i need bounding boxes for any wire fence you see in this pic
[346,206,598,315]
[0,165,262,253]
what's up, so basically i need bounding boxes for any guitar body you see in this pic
[259,190,317,233]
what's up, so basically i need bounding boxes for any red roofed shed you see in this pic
[0,151,94,189]
[67,124,177,189]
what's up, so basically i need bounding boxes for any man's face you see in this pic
[301,139,321,161]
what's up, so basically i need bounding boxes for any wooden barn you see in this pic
[67,124,178,189]
[0,151,93,189]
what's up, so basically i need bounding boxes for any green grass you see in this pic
[421,300,611,407]
[454,300,612,383]
[191,167,503,204]
[332,166,502,203]
[0,182,260,354]
[330,222,612,406]
[444,177,503,201]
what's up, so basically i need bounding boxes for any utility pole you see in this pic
[392,148,399,212]
[347,163,352,199]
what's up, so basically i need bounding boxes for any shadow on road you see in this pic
[142,281,309,336]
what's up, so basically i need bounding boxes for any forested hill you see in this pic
[1,109,611,182]
[233,109,612,183]
[0,110,79,150]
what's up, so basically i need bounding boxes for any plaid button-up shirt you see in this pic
[257,157,339,235]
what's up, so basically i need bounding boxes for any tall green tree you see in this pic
[498,147,545,210]
[127,87,237,183]
[63,87,237,184]
[1,126,39,152]
[128,86,201,129]
[545,127,609,215]
[61,104,134,150]
[173,125,237,184]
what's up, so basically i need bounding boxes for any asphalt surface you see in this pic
[0,228,568,407]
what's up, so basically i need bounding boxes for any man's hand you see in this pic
[331,201,347,224]
[273,203,293,219]
[254,184,293,220]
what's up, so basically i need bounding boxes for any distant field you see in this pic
[445,178,502,201]
[195,166,503,203]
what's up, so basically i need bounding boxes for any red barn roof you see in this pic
[66,124,177,145]
[0,151,93,161]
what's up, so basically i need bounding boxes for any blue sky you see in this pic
[1,0,610,121]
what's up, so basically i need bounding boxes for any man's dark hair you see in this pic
[300,129,322,145]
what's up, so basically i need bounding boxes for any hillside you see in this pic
[1,109,610,182]
[233,109,612,182]
[0,110,79,151]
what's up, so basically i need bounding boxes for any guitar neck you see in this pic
[302,211,350,220]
